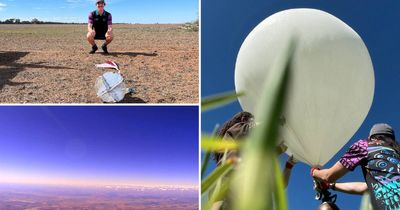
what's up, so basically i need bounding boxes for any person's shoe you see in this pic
[89,45,98,54]
[102,43,108,54]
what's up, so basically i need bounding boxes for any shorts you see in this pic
[94,34,106,40]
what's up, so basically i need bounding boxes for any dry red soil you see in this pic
[0,184,198,210]
[0,24,198,103]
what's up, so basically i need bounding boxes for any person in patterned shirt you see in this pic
[87,0,113,54]
[311,123,400,210]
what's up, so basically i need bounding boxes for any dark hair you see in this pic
[217,111,254,138]
[213,111,254,164]
[368,134,400,155]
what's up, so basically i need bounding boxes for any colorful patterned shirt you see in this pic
[340,139,400,210]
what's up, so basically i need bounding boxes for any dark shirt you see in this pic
[340,139,400,209]
[88,10,112,39]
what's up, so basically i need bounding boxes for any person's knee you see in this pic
[106,32,114,41]
[87,31,95,39]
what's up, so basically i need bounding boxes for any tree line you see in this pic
[0,18,83,24]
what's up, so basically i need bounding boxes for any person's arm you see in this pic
[88,23,94,32]
[313,139,368,183]
[107,13,113,32]
[283,156,296,188]
[312,161,349,183]
[332,182,368,195]
[88,13,95,33]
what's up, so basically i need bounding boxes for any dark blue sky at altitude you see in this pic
[0,106,198,187]
[202,0,400,209]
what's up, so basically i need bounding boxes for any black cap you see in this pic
[369,123,395,139]
[96,0,105,4]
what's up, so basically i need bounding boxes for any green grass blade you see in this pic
[201,91,244,112]
[204,176,232,210]
[201,125,220,179]
[232,38,296,210]
[201,137,239,151]
[201,151,212,179]
[201,162,234,194]
[274,157,287,210]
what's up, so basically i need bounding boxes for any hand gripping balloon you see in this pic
[235,8,374,167]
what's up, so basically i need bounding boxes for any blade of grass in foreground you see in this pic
[201,91,244,112]
[274,157,287,210]
[232,38,296,210]
[201,124,220,179]
[201,137,239,151]
[201,161,234,194]
[204,150,229,210]
[204,175,232,210]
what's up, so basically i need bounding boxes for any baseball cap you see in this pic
[369,123,395,139]
[96,0,105,4]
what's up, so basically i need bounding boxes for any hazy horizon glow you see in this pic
[0,106,198,188]
[0,170,198,188]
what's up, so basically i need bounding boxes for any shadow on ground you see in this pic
[0,51,73,90]
[119,94,146,103]
[106,51,158,57]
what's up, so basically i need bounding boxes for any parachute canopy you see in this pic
[235,8,374,167]
[95,61,127,103]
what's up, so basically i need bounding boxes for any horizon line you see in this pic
[0,180,198,189]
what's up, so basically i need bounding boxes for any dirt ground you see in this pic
[0,24,198,103]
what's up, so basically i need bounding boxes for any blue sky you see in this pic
[0,106,198,187]
[0,0,198,23]
[202,0,400,209]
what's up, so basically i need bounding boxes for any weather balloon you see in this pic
[235,8,374,167]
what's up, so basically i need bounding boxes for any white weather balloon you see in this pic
[235,8,374,167]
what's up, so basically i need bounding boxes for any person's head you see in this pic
[213,111,254,164]
[217,111,254,138]
[96,0,106,11]
[368,123,396,144]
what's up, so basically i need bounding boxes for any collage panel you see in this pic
[0,1,200,209]
[0,0,198,104]
[0,106,199,209]
[201,1,400,210]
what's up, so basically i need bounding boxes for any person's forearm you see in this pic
[88,24,93,32]
[283,167,291,188]
[313,162,348,183]
[334,182,367,195]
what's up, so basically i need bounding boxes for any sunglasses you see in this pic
[96,2,105,5]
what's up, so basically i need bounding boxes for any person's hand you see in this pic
[313,179,330,191]
[310,167,320,177]
[90,29,96,37]
[285,155,298,169]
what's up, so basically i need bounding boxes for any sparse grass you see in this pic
[182,20,199,32]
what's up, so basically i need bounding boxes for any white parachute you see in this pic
[235,8,374,167]
[95,61,129,103]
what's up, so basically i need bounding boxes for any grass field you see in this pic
[0,24,198,103]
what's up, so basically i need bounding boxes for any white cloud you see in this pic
[0,2,6,11]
